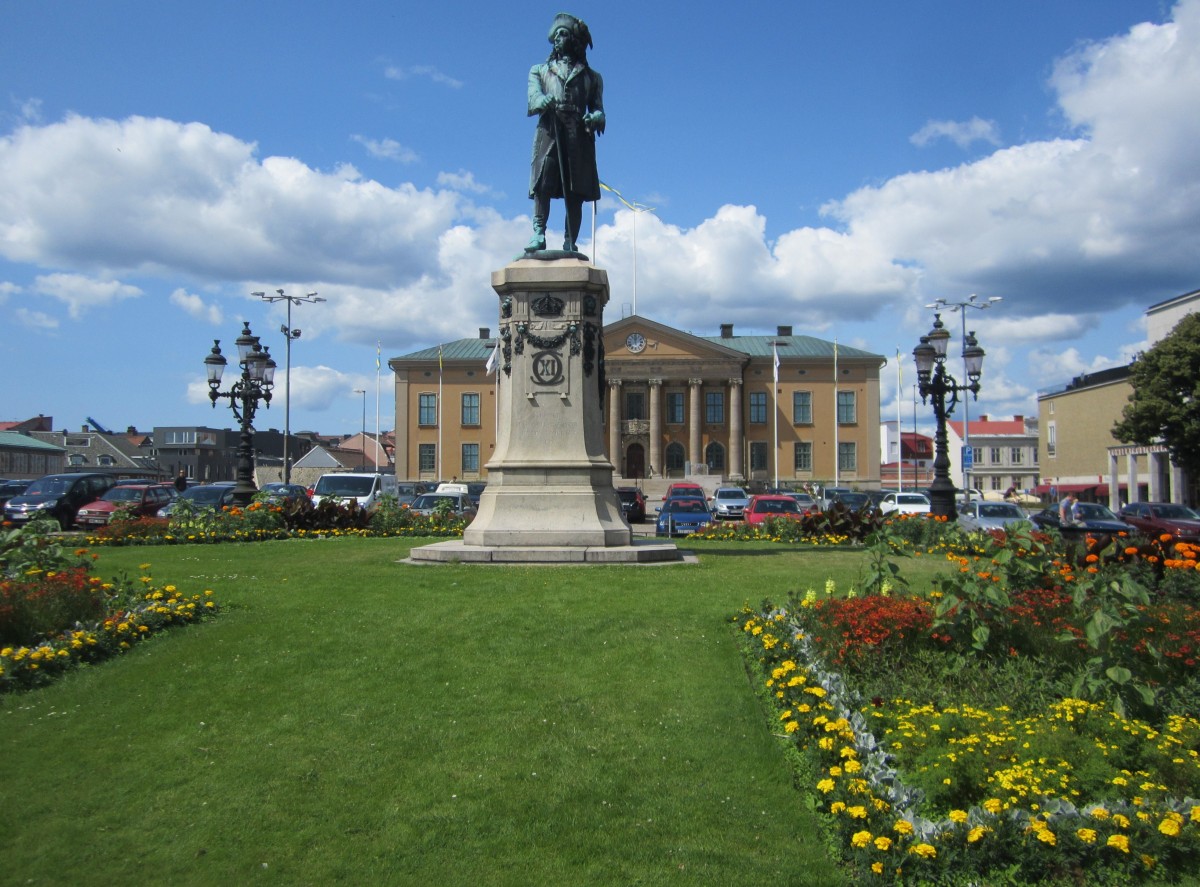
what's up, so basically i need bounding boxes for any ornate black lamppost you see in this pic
[913,314,985,521]
[204,322,277,507]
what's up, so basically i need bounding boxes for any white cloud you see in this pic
[15,307,58,330]
[437,170,499,197]
[351,135,419,163]
[169,287,223,324]
[32,272,141,319]
[383,64,463,89]
[910,117,1001,149]
[0,115,465,288]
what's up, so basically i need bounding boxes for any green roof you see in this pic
[699,334,881,360]
[0,431,66,452]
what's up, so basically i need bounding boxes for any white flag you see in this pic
[485,340,499,375]
[772,342,780,383]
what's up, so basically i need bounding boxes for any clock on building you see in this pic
[625,332,646,353]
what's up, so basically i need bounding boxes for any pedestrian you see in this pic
[1059,492,1078,525]
[174,469,188,494]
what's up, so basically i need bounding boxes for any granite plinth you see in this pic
[407,539,688,565]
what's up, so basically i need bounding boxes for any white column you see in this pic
[1108,451,1120,510]
[648,378,663,480]
[608,380,622,477]
[1149,451,1164,502]
[728,378,743,483]
[1127,453,1139,502]
[688,378,703,473]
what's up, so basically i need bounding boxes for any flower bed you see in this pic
[734,525,1200,883]
[1,520,219,691]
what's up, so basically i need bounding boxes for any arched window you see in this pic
[705,441,725,472]
[68,453,87,466]
[98,454,115,466]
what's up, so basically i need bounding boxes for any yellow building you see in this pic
[390,316,885,486]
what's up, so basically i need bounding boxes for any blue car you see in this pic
[655,497,714,537]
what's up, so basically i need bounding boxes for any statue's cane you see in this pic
[551,107,570,229]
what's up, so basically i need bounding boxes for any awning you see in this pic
[1033,482,1120,496]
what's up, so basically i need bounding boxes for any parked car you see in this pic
[395,482,428,507]
[709,486,750,520]
[655,497,713,537]
[76,484,175,527]
[879,492,932,516]
[158,482,237,517]
[311,472,398,512]
[955,488,985,504]
[663,482,706,502]
[828,490,873,512]
[958,501,1030,533]
[4,472,116,529]
[408,492,475,518]
[0,479,33,511]
[1030,502,1131,536]
[466,482,487,507]
[258,482,310,504]
[615,486,647,523]
[744,494,805,526]
[783,491,822,515]
[1118,502,1200,543]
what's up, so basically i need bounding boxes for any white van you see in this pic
[311,473,398,512]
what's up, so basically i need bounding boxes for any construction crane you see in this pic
[86,417,112,434]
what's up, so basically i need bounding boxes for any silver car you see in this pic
[709,486,750,520]
[958,501,1030,532]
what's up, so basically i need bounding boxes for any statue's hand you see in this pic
[582,111,604,128]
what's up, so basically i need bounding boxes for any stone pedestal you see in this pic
[462,257,632,548]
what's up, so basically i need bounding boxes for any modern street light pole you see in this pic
[926,295,1001,493]
[253,289,325,484]
[204,322,277,507]
[354,388,367,470]
[913,314,986,521]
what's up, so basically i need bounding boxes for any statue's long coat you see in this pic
[527,59,604,201]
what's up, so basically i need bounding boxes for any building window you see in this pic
[626,391,646,420]
[837,391,856,424]
[991,476,1004,491]
[748,391,768,424]
[792,391,812,424]
[666,392,684,424]
[98,454,115,466]
[418,393,438,426]
[68,453,87,466]
[1047,422,1056,457]
[418,443,436,472]
[838,441,857,473]
[705,441,725,472]
[461,393,480,427]
[750,441,768,472]
[794,441,812,472]
[972,447,983,466]
[461,443,479,473]
[990,447,1001,464]
[1010,447,1023,465]
[705,391,725,424]
[665,442,685,474]
[164,430,197,445]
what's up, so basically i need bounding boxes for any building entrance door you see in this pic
[626,443,645,480]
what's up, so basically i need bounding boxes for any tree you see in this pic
[1113,311,1200,483]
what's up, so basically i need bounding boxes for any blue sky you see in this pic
[3,0,1197,440]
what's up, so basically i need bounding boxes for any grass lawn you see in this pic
[1,538,944,885]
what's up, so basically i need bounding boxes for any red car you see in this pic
[744,494,805,526]
[663,482,705,501]
[1118,502,1200,543]
[75,484,174,527]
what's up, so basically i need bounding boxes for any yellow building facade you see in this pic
[390,316,885,487]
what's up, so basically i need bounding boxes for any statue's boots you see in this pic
[525,216,547,252]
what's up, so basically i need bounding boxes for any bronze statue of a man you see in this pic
[526,13,605,254]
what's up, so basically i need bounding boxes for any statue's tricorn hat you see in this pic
[548,12,593,50]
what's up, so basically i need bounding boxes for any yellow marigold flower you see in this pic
[1036,828,1056,846]
[1113,814,1130,829]
[851,830,873,848]
[1077,828,1097,843]
[967,827,989,843]
[785,721,799,734]
[830,802,846,815]
[1158,819,1181,837]
[817,779,836,794]
[1191,806,1200,823]
[871,862,883,875]
[1107,834,1130,853]
[949,809,968,824]
[874,836,892,851]
[909,843,936,859]
[847,806,868,819]
[893,820,914,835]
[982,798,1003,815]
[1090,806,1110,820]
[829,766,843,778]
[843,759,862,774]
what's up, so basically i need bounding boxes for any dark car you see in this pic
[1030,502,1131,536]
[3,473,117,529]
[158,483,238,517]
[76,484,174,527]
[0,479,33,511]
[258,482,310,504]
[829,490,873,512]
[655,497,713,537]
[616,486,647,523]
[1118,502,1200,543]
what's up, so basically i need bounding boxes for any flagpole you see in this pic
[375,342,381,472]
[772,341,780,489]
[437,344,443,480]
[896,349,903,492]
[833,340,840,487]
